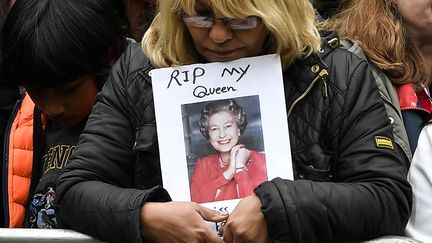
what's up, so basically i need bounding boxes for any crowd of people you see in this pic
[0,0,431,243]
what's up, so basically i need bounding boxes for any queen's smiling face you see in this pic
[207,111,240,152]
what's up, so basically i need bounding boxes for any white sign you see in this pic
[150,54,293,235]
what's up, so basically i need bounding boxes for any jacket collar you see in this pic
[282,30,339,110]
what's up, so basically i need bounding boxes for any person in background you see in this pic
[56,0,410,242]
[0,64,19,228]
[405,119,432,242]
[1,0,125,228]
[322,0,432,158]
[111,0,156,41]
[190,99,267,203]
[0,0,20,228]
[313,0,343,19]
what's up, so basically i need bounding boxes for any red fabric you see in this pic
[397,84,418,110]
[190,150,268,203]
[417,91,432,112]
[397,83,432,113]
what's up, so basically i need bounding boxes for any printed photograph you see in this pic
[181,96,268,203]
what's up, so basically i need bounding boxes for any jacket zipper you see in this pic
[2,98,22,227]
[288,69,329,117]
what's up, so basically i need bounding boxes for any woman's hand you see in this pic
[223,195,270,243]
[140,201,228,243]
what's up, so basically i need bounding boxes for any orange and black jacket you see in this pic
[2,93,45,227]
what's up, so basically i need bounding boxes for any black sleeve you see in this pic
[56,45,170,243]
[255,60,411,242]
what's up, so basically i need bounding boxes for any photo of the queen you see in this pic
[188,98,268,203]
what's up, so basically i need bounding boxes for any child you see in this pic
[1,0,125,228]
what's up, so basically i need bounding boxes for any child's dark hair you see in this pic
[1,0,126,89]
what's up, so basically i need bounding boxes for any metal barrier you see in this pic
[359,236,423,243]
[0,229,106,243]
[0,229,423,243]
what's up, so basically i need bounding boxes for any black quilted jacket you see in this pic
[56,32,411,243]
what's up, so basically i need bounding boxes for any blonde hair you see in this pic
[142,0,321,70]
[321,0,431,86]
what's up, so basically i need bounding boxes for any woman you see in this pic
[322,0,432,158]
[190,99,267,203]
[56,0,411,242]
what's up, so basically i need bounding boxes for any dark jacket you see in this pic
[0,63,21,228]
[56,33,411,243]
[339,39,412,162]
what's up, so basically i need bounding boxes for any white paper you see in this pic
[150,54,293,235]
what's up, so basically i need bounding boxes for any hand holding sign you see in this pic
[140,201,228,243]
[223,195,271,243]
